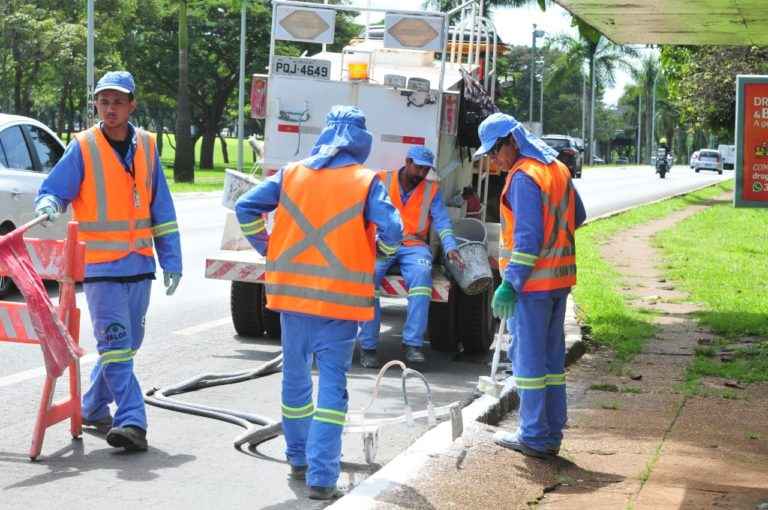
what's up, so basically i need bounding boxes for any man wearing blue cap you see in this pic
[357,146,465,368]
[34,71,182,452]
[235,105,402,499]
[474,113,585,459]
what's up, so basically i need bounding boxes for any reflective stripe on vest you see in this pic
[379,169,436,246]
[266,163,377,321]
[499,158,576,292]
[73,127,157,264]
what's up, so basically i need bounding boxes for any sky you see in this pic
[352,0,638,105]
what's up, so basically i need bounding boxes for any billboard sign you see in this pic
[735,75,768,208]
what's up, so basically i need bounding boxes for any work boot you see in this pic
[289,464,307,480]
[493,431,553,460]
[404,346,425,364]
[82,414,113,432]
[359,349,380,369]
[106,426,148,452]
[308,486,343,500]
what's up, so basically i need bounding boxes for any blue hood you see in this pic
[301,105,373,169]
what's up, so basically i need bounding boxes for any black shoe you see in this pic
[106,426,148,452]
[404,346,425,364]
[82,414,113,431]
[308,485,343,500]
[360,349,380,369]
[289,464,307,480]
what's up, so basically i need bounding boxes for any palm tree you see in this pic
[548,31,637,162]
[630,54,661,163]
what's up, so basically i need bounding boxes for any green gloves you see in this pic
[164,272,182,296]
[491,280,517,319]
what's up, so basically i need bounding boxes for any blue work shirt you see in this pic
[503,171,586,297]
[399,173,458,253]
[235,168,403,256]
[36,123,182,278]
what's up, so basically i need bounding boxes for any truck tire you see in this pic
[262,296,281,339]
[428,285,459,352]
[456,283,494,354]
[231,281,264,337]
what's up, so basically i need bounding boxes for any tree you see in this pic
[661,45,768,140]
[174,0,195,182]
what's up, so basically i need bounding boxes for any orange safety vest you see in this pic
[379,169,438,247]
[266,163,377,321]
[72,126,155,264]
[499,157,576,292]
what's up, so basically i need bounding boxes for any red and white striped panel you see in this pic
[0,302,38,343]
[0,239,81,282]
[379,275,450,303]
[205,259,265,283]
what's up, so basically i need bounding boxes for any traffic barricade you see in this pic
[0,219,86,460]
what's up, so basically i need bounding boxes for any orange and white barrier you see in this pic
[0,221,85,460]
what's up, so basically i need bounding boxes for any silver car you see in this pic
[693,149,723,175]
[0,113,67,296]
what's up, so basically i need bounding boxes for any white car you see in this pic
[693,149,723,174]
[0,113,67,296]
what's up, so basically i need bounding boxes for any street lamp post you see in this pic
[537,59,545,131]
[529,25,545,125]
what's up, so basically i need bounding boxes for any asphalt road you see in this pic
[0,167,733,509]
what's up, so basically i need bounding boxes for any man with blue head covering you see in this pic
[474,113,586,459]
[357,146,464,368]
[235,105,402,500]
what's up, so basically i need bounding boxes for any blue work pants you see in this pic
[280,312,356,488]
[82,280,152,430]
[358,244,433,350]
[508,290,568,452]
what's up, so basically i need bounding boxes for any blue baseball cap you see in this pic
[94,71,136,96]
[473,113,515,159]
[407,146,435,168]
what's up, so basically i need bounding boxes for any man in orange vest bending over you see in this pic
[34,71,182,452]
[235,106,403,500]
[357,146,465,368]
[475,113,585,459]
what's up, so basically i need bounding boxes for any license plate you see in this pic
[272,56,331,80]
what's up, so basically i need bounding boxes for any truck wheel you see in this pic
[231,281,264,337]
[262,293,281,339]
[428,285,459,352]
[0,223,15,298]
[457,283,494,354]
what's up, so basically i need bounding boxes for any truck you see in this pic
[717,144,736,170]
[205,0,502,355]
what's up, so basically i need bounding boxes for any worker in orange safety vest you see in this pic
[475,113,585,460]
[357,146,465,369]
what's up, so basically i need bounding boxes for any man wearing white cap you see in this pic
[357,146,465,368]
[474,113,586,459]
[35,71,182,452]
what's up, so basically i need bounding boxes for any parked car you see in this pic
[0,113,67,296]
[689,150,700,168]
[717,144,735,170]
[616,156,630,165]
[592,155,605,164]
[693,149,723,174]
[541,134,582,178]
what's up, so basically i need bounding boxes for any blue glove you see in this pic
[491,280,517,319]
[34,199,60,224]
[163,272,182,296]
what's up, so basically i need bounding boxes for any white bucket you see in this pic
[222,168,261,210]
[445,219,493,295]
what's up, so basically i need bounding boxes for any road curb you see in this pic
[330,294,585,509]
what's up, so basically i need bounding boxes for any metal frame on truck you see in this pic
[205,0,501,354]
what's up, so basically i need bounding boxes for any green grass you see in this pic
[154,133,258,193]
[589,383,620,392]
[573,180,733,363]
[653,190,768,387]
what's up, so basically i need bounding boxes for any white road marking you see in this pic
[174,317,231,337]
[0,353,98,388]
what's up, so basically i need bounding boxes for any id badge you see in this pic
[133,187,141,208]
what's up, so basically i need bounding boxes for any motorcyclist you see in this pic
[656,137,671,175]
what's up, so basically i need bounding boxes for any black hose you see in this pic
[144,353,285,450]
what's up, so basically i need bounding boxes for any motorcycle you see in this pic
[655,148,670,179]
